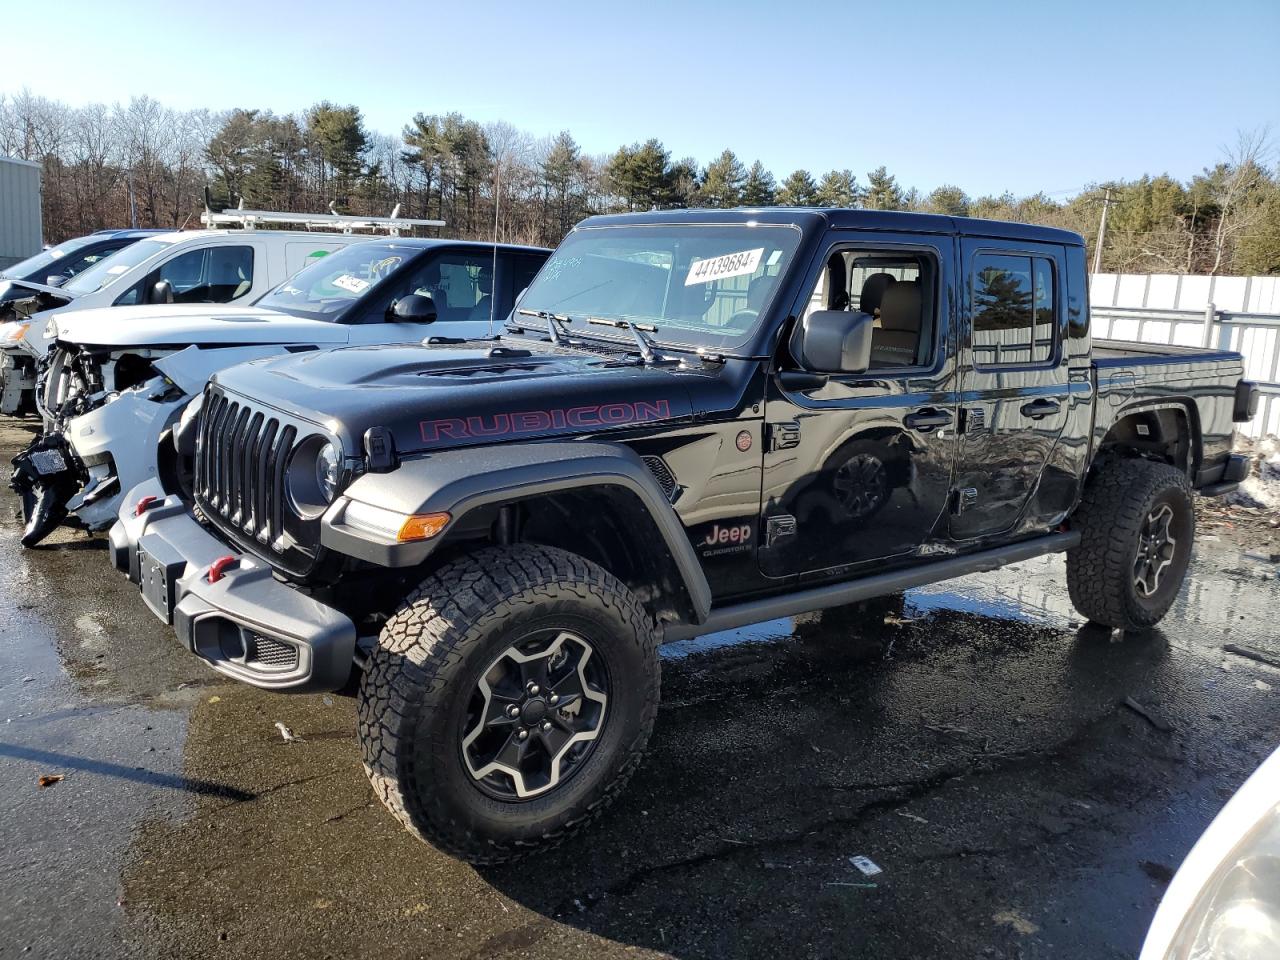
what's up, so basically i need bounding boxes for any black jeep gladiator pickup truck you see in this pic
[109,208,1257,862]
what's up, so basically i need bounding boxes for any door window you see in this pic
[154,246,255,304]
[395,252,495,324]
[972,254,1056,367]
[798,248,937,371]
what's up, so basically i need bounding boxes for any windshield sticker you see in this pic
[307,249,330,259]
[332,274,371,294]
[684,248,764,286]
[49,249,65,259]
[106,265,130,275]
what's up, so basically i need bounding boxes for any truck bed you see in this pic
[1092,339,1243,368]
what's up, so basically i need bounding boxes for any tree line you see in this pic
[2,90,1277,276]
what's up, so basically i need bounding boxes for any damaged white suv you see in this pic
[11,235,550,546]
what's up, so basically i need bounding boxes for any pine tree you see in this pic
[777,169,819,206]
[924,185,970,216]
[864,165,905,211]
[741,161,776,205]
[542,130,585,239]
[815,169,860,208]
[699,149,747,207]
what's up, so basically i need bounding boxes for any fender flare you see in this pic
[321,441,713,624]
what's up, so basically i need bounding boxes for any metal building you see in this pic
[0,156,43,270]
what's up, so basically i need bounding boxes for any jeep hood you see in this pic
[48,304,351,348]
[213,339,706,457]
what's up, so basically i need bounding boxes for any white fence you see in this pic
[1090,273,1280,438]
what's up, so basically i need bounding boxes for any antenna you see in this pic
[489,161,501,338]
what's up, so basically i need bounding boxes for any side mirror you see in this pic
[147,279,174,305]
[790,310,875,374]
[45,274,69,288]
[390,293,437,323]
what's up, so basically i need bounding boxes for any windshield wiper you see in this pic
[516,308,574,346]
[585,317,660,364]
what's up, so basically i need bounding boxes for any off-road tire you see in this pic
[1066,458,1195,630]
[358,544,660,863]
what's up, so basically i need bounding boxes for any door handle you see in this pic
[1020,399,1061,420]
[904,408,952,432]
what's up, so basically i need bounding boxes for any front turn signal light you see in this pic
[397,512,451,542]
[341,499,450,542]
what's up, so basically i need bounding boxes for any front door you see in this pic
[949,240,1070,540]
[347,248,506,344]
[758,234,960,579]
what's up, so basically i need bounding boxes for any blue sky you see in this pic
[5,0,1278,198]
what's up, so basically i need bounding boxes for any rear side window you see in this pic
[971,253,1056,367]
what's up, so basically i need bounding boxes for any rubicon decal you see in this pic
[420,400,673,443]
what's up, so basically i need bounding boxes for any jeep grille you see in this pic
[195,385,321,574]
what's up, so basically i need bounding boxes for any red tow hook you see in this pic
[134,495,159,517]
[207,555,239,584]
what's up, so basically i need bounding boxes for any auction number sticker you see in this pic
[332,274,370,294]
[684,247,764,286]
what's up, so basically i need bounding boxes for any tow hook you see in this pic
[9,432,82,548]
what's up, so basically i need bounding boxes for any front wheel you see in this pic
[357,544,660,863]
[1066,459,1195,630]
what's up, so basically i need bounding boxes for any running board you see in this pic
[663,531,1080,642]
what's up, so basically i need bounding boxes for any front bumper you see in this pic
[109,479,357,692]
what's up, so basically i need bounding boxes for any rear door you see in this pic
[949,240,1070,539]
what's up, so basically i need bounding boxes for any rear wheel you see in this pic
[1066,459,1194,630]
[357,544,659,863]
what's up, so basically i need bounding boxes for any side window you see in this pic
[1032,257,1055,363]
[798,247,937,371]
[972,253,1056,367]
[397,252,495,324]
[156,246,254,304]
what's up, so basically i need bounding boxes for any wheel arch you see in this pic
[1095,399,1202,478]
[325,441,712,626]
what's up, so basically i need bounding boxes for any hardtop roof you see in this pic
[577,207,1084,247]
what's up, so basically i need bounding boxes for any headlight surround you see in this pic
[316,442,340,503]
[286,436,343,519]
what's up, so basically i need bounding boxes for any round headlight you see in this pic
[286,437,343,519]
[316,442,340,504]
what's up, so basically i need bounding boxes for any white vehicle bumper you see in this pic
[64,379,187,530]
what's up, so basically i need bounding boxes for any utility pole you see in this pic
[1092,187,1114,274]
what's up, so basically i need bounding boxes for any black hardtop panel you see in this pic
[578,207,1082,247]
[341,238,551,255]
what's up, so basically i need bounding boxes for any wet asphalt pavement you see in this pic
[1,415,1279,959]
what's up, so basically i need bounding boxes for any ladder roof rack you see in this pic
[200,200,444,236]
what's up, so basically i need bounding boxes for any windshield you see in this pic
[3,235,101,282]
[63,238,172,295]
[515,223,802,352]
[254,241,411,320]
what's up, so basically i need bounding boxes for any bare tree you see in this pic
[1209,127,1273,275]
